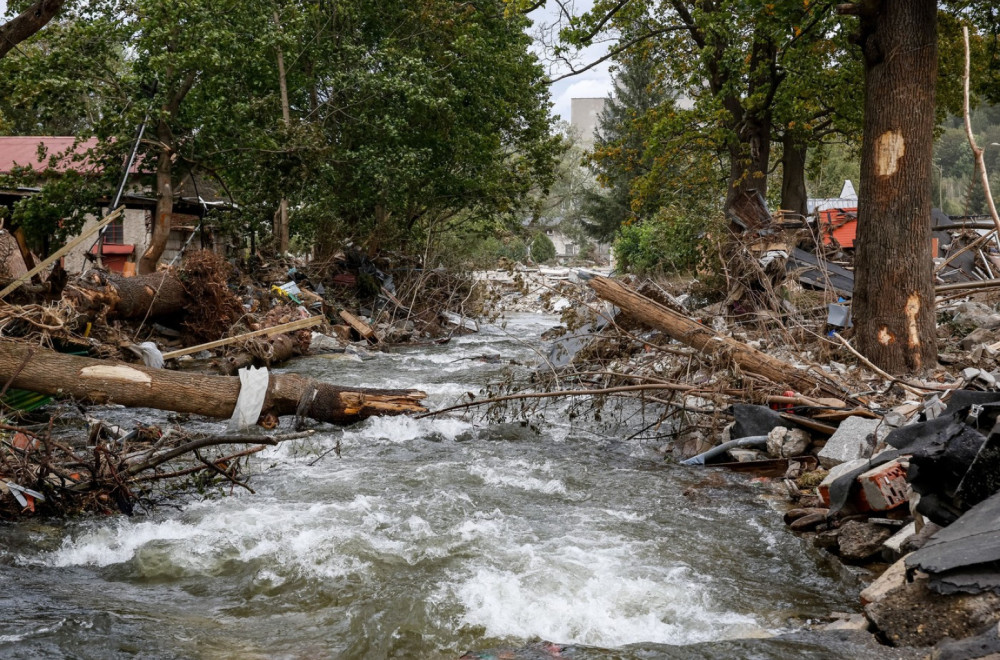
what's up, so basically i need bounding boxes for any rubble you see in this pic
[818,416,883,467]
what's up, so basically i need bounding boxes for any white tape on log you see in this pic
[228,366,269,432]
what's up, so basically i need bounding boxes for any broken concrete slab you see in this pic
[962,327,998,351]
[861,555,909,606]
[883,522,917,558]
[818,416,885,468]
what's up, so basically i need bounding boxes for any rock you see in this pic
[814,529,840,550]
[954,301,1000,330]
[727,448,769,462]
[962,327,998,351]
[818,417,884,468]
[838,520,892,563]
[823,613,870,632]
[865,573,1000,648]
[861,555,909,606]
[931,620,1000,660]
[766,426,811,458]
[308,332,344,354]
[784,507,830,525]
[790,512,828,532]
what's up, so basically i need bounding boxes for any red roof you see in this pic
[0,136,101,175]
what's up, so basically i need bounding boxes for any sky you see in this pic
[527,0,614,123]
[0,0,613,123]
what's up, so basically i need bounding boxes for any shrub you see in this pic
[530,232,557,263]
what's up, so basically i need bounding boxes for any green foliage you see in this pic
[530,232,556,264]
[0,0,559,259]
[613,205,719,275]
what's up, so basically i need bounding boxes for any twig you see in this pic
[833,332,934,397]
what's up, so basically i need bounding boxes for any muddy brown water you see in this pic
[0,314,904,659]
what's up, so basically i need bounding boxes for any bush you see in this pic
[530,232,556,263]
[612,207,717,274]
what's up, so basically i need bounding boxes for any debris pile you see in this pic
[0,246,492,518]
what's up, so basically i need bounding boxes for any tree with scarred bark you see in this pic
[841,0,939,373]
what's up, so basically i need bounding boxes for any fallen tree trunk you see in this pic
[0,342,427,424]
[588,276,848,400]
[63,269,187,319]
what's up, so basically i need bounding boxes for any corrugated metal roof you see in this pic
[0,136,99,174]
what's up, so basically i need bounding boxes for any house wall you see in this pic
[64,208,148,274]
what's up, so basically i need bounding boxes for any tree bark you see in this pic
[63,269,187,319]
[138,121,174,274]
[780,134,809,217]
[851,0,938,374]
[587,276,848,400]
[0,342,428,425]
[0,0,65,60]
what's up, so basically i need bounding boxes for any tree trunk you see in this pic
[781,134,809,217]
[724,115,772,213]
[64,269,187,319]
[138,121,174,274]
[0,342,428,425]
[587,276,848,400]
[851,0,938,374]
[273,12,292,255]
[0,0,66,60]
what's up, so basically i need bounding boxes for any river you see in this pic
[0,313,904,658]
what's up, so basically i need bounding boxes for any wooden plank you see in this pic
[0,206,125,299]
[161,315,323,359]
[339,309,375,340]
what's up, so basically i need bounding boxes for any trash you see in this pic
[826,303,853,328]
[680,435,769,466]
[228,366,269,432]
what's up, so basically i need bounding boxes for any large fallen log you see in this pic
[63,269,187,319]
[588,276,848,400]
[0,342,427,424]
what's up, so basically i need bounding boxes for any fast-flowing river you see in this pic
[1,314,899,659]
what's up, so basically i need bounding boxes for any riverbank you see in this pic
[477,268,1000,657]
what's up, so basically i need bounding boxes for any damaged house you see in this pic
[0,136,229,279]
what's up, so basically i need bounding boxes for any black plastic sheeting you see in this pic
[730,404,792,440]
[885,394,1000,526]
[906,491,1000,596]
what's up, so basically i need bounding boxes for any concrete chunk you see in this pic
[818,416,884,468]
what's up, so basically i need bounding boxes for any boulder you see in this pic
[962,327,998,351]
[864,574,1000,647]
[818,417,885,468]
[838,520,892,563]
[954,301,1000,331]
[766,426,811,458]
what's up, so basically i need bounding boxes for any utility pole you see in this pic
[274,11,291,255]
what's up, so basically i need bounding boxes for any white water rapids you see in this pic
[0,313,900,659]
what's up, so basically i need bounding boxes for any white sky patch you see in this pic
[527,0,614,121]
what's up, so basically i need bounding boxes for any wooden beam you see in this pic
[339,309,376,341]
[161,315,324,359]
[0,206,125,299]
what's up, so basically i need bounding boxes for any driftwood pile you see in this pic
[0,248,476,519]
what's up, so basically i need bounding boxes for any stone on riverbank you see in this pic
[838,521,892,563]
[818,417,883,468]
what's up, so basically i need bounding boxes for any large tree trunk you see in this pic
[724,114,772,213]
[0,342,428,425]
[780,134,809,218]
[64,269,187,319]
[588,276,848,400]
[0,0,65,59]
[138,122,174,274]
[851,0,938,374]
